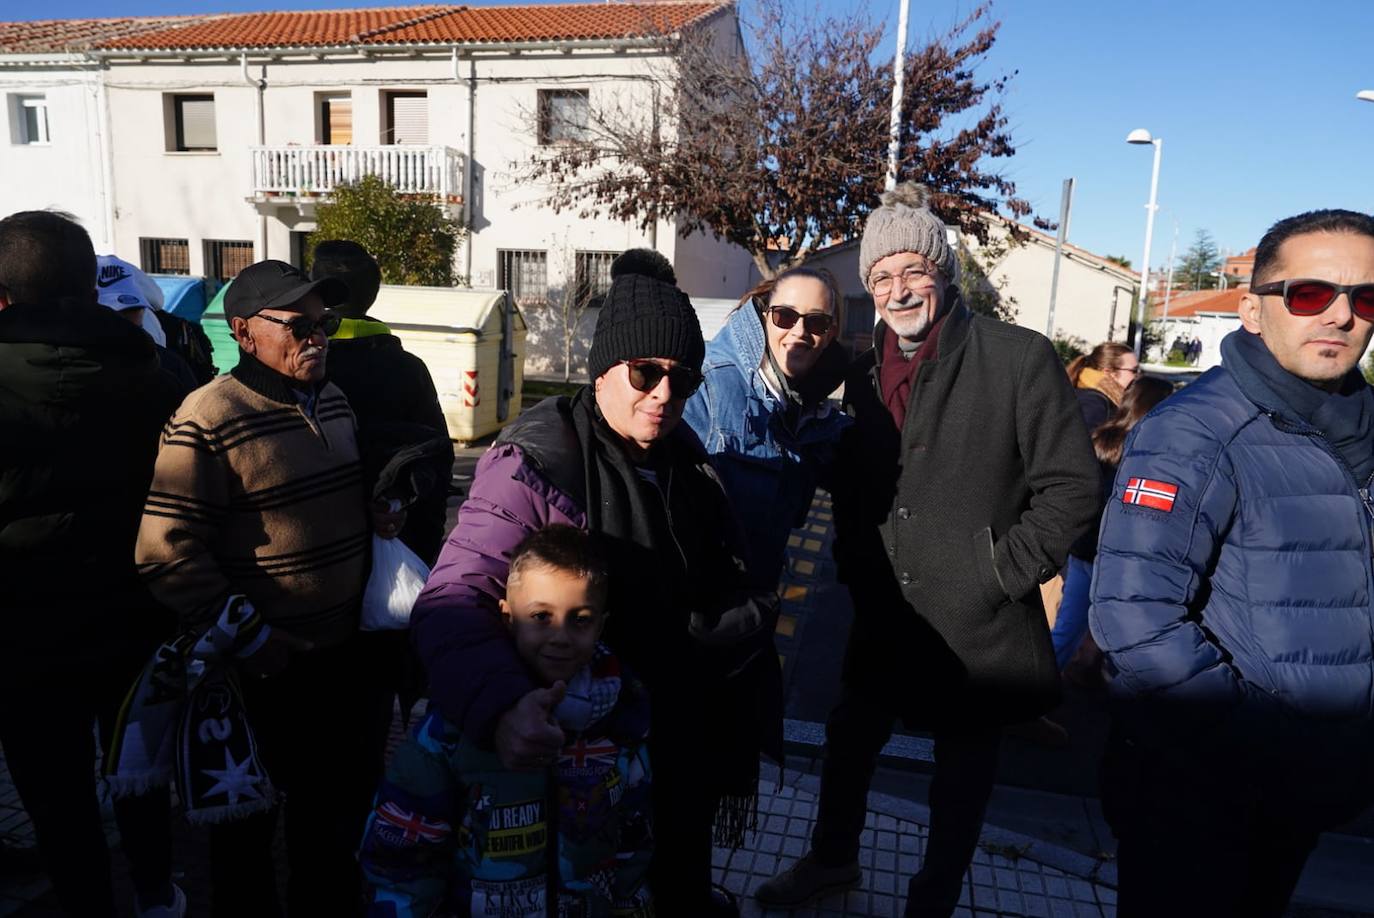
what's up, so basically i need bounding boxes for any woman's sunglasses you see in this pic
[1251,279,1374,320]
[620,359,702,398]
[254,310,342,340]
[766,305,836,336]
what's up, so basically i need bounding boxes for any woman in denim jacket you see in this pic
[684,267,852,584]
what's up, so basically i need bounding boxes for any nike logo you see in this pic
[97,267,131,288]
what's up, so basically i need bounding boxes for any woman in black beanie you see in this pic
[410,249,774,917]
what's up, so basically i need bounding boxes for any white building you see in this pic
[1148,287,1245,369]
[0,2,754,375]
[963,217,1140,347]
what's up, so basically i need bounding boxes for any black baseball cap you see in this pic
[224,259,348,322]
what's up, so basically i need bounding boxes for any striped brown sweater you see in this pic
[135,354,370,647]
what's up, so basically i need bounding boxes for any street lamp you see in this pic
[1357,89,1374,103]
[1127,128,1163,360]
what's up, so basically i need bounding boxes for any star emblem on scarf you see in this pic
[201,749,264,805]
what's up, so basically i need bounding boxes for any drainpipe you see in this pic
[461,49,476,284]
[94,63,116,251]
[242,54,268,260]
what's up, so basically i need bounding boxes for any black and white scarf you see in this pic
[103,596,276,824]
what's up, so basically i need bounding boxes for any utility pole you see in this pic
[1045,177,1075,338]
[884,0,911,191]
[1162,221,1178,321]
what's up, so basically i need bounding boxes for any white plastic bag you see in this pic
[360,534,431,631]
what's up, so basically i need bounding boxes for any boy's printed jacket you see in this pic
[361,651,654,918]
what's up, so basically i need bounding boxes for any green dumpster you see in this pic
[201,280,241,373]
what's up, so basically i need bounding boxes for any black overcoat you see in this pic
[831,306,1100,729]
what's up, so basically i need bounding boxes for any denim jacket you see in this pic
[683,304,850,583]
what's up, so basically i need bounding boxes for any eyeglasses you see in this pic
[1251,278,1374,320]
[620,359,702,399]
[254,310,342,340]
[1114,365,1142,377]
[766,305,835,337]
[868,264,935,298]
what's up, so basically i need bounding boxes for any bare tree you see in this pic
[510,1,1037,280]
[542,236,597,383]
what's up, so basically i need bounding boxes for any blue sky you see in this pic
[11,0,1374,273]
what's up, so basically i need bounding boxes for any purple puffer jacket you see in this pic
[411,441,583,740]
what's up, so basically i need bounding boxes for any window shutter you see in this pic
[179,97,217,150]
[323,96,352,145]
[389,94,428,145]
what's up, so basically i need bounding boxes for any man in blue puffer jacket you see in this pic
[1090,209,1374,917]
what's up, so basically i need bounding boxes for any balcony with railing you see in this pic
[248,145,465,209]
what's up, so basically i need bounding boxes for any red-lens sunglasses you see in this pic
[1251,278,1374,320]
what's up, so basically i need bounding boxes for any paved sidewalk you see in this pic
[0,751,1121,918]
[723,766,1118,918]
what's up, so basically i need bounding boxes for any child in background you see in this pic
[360,525,654,918]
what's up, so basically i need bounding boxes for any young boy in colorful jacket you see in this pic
[360,525,654,917]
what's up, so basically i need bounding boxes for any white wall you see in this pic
[0,68,112,251]
[965,227,1138,347]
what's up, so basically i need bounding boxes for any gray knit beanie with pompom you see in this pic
[858,183,959,289]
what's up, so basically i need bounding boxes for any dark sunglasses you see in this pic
[766,305,836,337]
[620,359,702,398]
[254,310,342,340]
[1251,279,1374,320]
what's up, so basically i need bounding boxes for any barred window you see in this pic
[139,237,190,275]
[497,249,549,307]
[574,250,619,309]
[203,239,254,282]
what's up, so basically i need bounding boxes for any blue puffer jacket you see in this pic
[1090,350,1374,823]
[683,304,850,582]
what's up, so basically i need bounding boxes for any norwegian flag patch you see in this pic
[1122,477,1179,512]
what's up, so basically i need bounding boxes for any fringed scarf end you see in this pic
[711,792,760,850]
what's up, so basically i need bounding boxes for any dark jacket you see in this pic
[1075,386,1115,433]
[1067,387,1115,562]
[831,306,1100,729]
[327,319,453,566]
[1090,353,1374,826]
[0,299,182,676]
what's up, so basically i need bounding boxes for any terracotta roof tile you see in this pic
[97,7,449,51]
[86,2,726,52]
[373,2,724,45]
[0,16,209,54]
[1152,287,1245,319]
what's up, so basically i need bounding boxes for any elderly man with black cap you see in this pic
[755,186,1100,917]
[135,259,402,915]
[410,250,777,917]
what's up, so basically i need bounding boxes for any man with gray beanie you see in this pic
[412,249,778,917]
[755,185,1099,917]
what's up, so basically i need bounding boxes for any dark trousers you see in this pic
[209,635,387,918]
[1105,737,1318,918]
[646,723,720,917]
[0,656,173,917]
[811,687,1001,918]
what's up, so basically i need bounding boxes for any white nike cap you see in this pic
[95,255,167,346]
